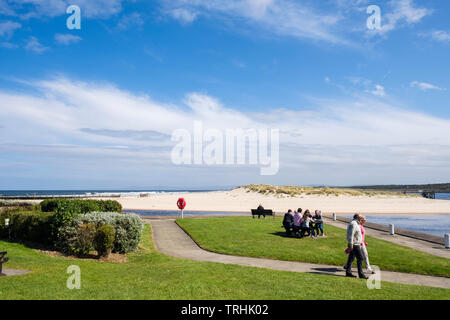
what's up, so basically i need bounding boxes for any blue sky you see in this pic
[0,0,449,189]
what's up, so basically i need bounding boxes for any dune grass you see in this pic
[239,184,417,197]
[177,217,450,278]
[1,224,449,300]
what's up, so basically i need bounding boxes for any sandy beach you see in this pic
[111,188,450,214]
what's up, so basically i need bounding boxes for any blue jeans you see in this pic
[315,223,323,235]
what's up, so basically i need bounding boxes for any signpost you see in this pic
[4,219,9,240]
[177,198,187,219]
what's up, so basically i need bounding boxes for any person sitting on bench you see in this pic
[282,210,294,236]
[256,204,265,219]
[300,210,314,237]
[293,208,303,236]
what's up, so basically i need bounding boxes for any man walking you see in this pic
[345,214,368,279]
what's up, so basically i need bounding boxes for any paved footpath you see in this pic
[149,219,450,289]
[1,268,30,277]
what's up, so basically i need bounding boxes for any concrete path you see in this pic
[149,219,450,289]
[1,268,30,277]
[323,217,450,259]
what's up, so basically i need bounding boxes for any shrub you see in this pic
[0,209,52,244]
[94,225,115,257]
[75,212,144,254]
[98,200,122,213]
[41,199,122,240]
[56,223,96,256]
[40,199,122,214]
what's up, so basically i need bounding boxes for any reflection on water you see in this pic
[343,214,450,237]
[436,193,450,200]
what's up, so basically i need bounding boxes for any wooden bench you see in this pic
[0,251,8,276]
[251,209,275,219]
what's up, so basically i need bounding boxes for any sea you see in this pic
[0,189,215,198]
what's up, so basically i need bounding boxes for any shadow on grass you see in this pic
[0,237,53,251]
[308,267,346,277]
[0,238,120,261]
[270,231,309,239]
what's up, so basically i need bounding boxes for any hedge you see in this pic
[0,209,52,245]
[41,199,123,237]
[56,212,144,255]
[40,199,122,214]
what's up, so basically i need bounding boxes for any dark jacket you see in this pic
[314,213,323,224]
[283,212,294,227]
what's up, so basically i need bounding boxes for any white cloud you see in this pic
[0,41,18,49]
[370,0,432,35]
[0,0,16,16]
[117,12,145,30]
[54,33,82,45]
[24,36,49,53]
[160,0,346,44]
[426,30,450,43]
[371,84,385,97]
[167,8,198,24]
[410,81,445,91]
[0,20,21,39]
[1,77,450,173]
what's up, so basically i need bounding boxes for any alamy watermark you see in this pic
[367,5,381,30]
[171,121,279,175]
[66,5,81,30]
[366,265,381,290]
[66,265,81,289]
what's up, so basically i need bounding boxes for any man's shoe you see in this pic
[346,273,356,278]
[359,275,369,279]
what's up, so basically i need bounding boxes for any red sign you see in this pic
[177,198,186,210]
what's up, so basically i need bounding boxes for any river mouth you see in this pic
[342,214,450,237]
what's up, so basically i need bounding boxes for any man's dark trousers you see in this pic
[345,245,365,277]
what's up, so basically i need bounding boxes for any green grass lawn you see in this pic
[0,224,449,299]
[177,217,450,278]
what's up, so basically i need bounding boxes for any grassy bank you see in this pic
[1,224,449,299]
[177,217,450,278]
[239,184,417,197]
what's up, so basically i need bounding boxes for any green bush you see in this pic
[56,223,96,256]
[41,199,122,240]
[74,212,143,254]
[40,199,122,214]
[0,209,52,244]
[94,225,115,257]
[98,200,122,213]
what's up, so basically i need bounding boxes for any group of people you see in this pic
[282,208,324,238]
[344,213,375,279]
[281,209,374,278]
[259,205,374,279]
